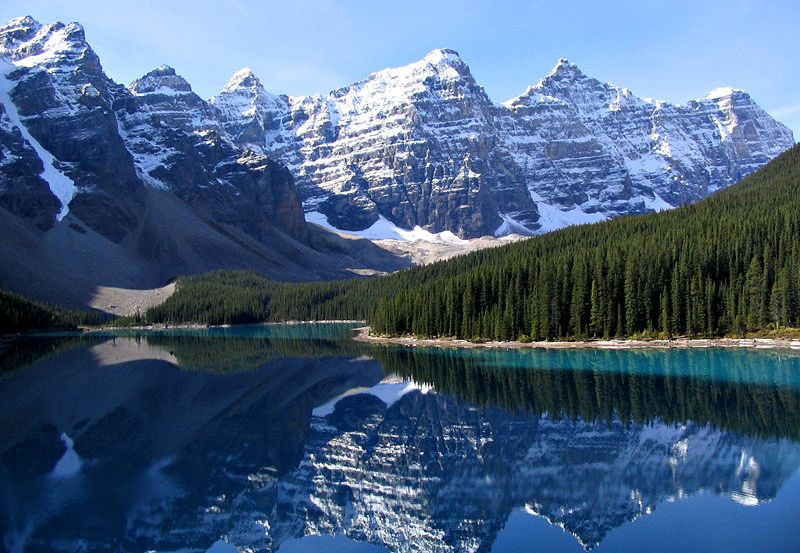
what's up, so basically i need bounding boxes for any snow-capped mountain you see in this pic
[500,60,794,229]
[0,16,305,242]
[215,51,795,237]
[0,14,795,300]
[0,16,406,306]
[0,16,144,239]
[120,64,307,239]
[214,49,533,235]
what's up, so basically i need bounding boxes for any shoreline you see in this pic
[352,326,800,350]
[84,320,367,332]
[10,322,798,351]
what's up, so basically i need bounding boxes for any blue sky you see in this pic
[2,0,798,137]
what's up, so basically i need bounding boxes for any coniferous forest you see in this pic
[143,144,800,341]
[0,289,106,334]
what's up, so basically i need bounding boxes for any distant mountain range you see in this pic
[213,49,794,237]
[0,15,794,306]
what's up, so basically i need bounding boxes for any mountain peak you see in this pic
[2,15,40,32]
[355,47,473,94]
[545,58,585,80]
[130,65,193,95]
[505,58,592,107]
[223,67,262,92]
[0,16,89,64]
[422,48,463,66]
[705,86,745,100]
[153,64,176,75]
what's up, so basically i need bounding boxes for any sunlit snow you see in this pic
[306,211,467,244]
[534,202,608,234]
[494,213,533,237]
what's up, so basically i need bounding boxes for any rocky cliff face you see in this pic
[0,16,307,243]
[215,51,795,237]
[214,50,533,236]
[500,60,795,228]
[119,64,306,240]
[0,17,144,240]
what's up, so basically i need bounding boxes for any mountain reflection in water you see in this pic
[1,324,799,552]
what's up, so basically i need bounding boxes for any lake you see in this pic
[1,323,799,552]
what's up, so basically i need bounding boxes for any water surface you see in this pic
[1,324,799,552]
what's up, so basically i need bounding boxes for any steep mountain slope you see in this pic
[0,16,407,308]
[0,17,143,239]
[120,65,307,240]
[214,50,526,236]
[214,51,794,237]
[501,60,794,227]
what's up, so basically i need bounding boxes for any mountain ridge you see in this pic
[213,48,794,237]
[2,15,793,241]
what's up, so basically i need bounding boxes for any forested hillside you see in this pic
[370,144,800,340]
[145,144,800,341]
[0,290,105,334]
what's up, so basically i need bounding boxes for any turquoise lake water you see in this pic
[1,323,799,552]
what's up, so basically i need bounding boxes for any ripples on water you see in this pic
[1,324,799,552]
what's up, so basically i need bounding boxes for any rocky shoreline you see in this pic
[352,327,800,350]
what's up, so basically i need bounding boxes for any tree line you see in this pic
[370,144,800,339]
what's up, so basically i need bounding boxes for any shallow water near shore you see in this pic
[1,323,799,552]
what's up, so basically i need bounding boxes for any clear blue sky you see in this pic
[2,0,798,137]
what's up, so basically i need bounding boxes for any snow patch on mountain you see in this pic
[494,213,533,237]
[306,210,467,244]
[50,433,82,478]
[532,199,608,234]
[313,377,432,417]
[705,87,743,100]
[0,17,88,69]
[0,61,76,219]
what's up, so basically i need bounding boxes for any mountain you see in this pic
[214,51,794,237]
[0,17,407,308]
[265,391,799,552]
[0,15,794,308]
